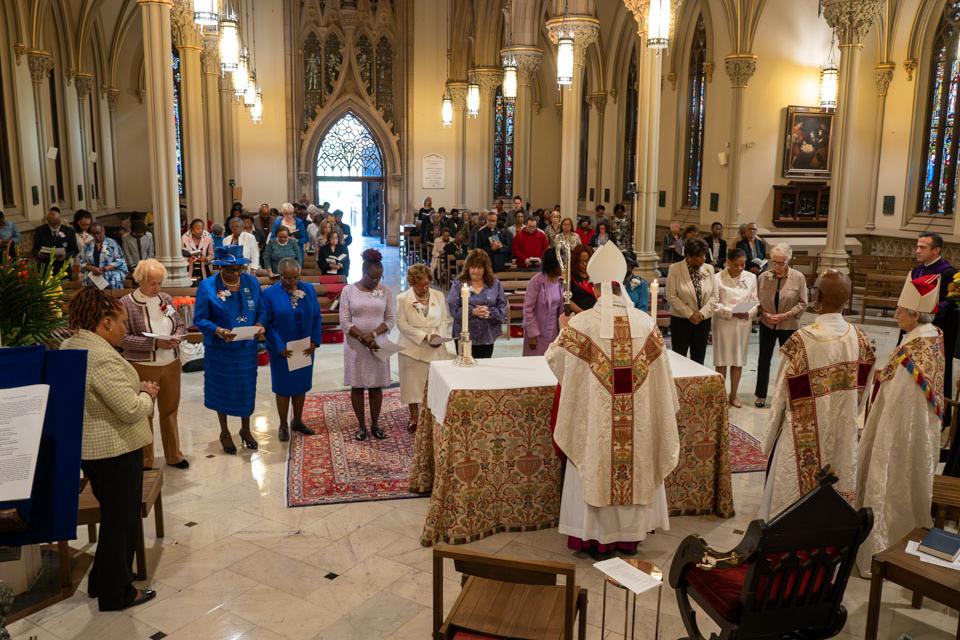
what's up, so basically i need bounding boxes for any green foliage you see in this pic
[0,252,70,347]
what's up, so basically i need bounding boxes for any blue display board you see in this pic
[0,344,86,546]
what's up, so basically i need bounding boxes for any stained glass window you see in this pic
[375,36,395,128]
[356,35,374,96]
[316,111,383,177]
[493,85,515,199]
[324,33,343,97]
[579,87,589,200]
[0,50,14,207]
[172,49,185,197]
[303,32,323,129]
[622,46,638,201]
[920,1,960,216]
[683,15,707,208]
[48,72,65,204]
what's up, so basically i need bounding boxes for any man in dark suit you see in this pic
[333,209,352,246]
[32,207,78,276]
[707,221,728,269]
[472,211,512,272]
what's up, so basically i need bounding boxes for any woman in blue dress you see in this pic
[79,222,128,289]
[259,258,323,442]
[194,245,264,453]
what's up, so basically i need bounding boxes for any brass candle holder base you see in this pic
[454,332,477,367]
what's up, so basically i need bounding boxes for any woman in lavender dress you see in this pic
[340,249,396,441]
[522,248,564,356]
[446,249,508,359]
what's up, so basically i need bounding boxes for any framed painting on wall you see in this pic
[782,106,835,179]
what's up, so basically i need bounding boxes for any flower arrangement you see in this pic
[949,272,960,303]
[0,253,69,346]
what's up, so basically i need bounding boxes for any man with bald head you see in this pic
[759,270,876,519]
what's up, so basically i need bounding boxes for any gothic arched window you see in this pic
[172,49,185,197]
[622,46,638,201]
[316,111,383,177]
[493,85,515,198]
[919,1,960,215]
[683,15,708,209]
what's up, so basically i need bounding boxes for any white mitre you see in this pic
[586,241,642,339]
[898,274,940,314]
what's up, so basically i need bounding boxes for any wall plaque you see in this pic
[421,154,444,189]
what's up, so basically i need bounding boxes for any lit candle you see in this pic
[649,278,659,320]
[461,282,470,334]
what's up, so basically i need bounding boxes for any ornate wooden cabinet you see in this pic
[772,182,829,227]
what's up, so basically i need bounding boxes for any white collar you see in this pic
[924,256,942,267]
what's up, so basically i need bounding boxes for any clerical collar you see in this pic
[924,256,942,267]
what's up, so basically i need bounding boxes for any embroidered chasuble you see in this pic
[546,303,679,543]
[856,324,944,575]
[759,313,875,520]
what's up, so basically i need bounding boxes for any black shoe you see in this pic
[168,459,189,469]
[371,425,386,440]
[291,420,315,436]
[239,430,258,450]
[279,424,290,442]
[220,433,237,455]
[100,589,156,612]
[355,425,368,441]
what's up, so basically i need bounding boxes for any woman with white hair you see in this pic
[856,276,945,577]
[754,242,808,407]
[270,202,308,250]
[119,259,189,469]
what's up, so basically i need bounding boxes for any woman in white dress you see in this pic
[396,264,454,432]
[713,247,758,406]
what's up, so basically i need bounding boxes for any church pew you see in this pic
[860,272,906,324]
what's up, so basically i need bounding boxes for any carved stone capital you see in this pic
[904,58,917,81]
[27,51,53,85]
[106,87,120,113]
[704,61,714,83]
[74,73,95,99]
[171,0,202,49]
[724,54,757,89]
[473,66,503,95]
[14,43,26,65]
[874,62,895,96]
[545,16,600,56]
[446,80,468,109]
[588,91,607,111]
[822,0,883,46]
[667,72,677,90]
[501,46,542,78]
[202,35,220,75]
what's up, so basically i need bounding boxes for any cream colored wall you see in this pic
[528,43,562,210]
[233,0,288,209]
[113,21,151,212]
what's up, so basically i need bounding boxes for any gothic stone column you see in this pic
[723,54,757,241]
[203,36,225,221]
[74,73,94,208]
[502,46,542,205]
[173,0,209,222]
[588,91,607,209]
[139,0,189,285]
[28,52,54,210]
[866,63,894,231]
[220,76,237,220]
[547,16,600,221]
[447,81,469,209]
[820,0,883,272]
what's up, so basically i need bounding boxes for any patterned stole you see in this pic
[873,334,944,420]
[781,329,875,498]
[557,317,664,505]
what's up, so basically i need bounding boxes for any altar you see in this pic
[408,352,734,547]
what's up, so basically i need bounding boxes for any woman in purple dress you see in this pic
[522,248,564,356]
[446,249,507,359]
[340,249,396,441]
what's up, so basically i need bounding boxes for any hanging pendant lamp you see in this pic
[219,12,240,72]
[556,35,574,86]
[194,0,219,28]
[647,0,671,49]
[441,93,454,127]
[466,81,480,118]
[502,57,518,100]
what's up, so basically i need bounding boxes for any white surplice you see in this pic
[759,313,876,520]
[546,299,679,543]
[856,323,944,576]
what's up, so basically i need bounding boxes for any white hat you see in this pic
[585,242,641,339]
[898,274,940,314]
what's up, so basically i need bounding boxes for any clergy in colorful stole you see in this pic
[856,275,944,577]
[546,242,680,555]
[759,271,875,520]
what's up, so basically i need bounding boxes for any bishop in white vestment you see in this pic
[759,271,876,520]
[856,275,945,576]
[546,242,680,554]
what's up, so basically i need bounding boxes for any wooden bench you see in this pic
[849,255,883,312]
[78,469,164,580]
[860,272,906,323]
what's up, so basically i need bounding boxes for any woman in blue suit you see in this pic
[194,245,264,453]
[259,258,323,442]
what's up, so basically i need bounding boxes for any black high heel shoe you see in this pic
[220,433,237,455]
[355,425,368,441]
[239,429,258,450]
[371,424,386,440]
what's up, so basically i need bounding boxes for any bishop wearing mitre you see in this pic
[546,242,680,555]
[759,271,876,520]
[856,275,945,577]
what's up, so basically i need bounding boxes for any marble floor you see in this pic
[9,243,958,640]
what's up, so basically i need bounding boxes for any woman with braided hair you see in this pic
[339,248,396,440]
[61,286,159,611]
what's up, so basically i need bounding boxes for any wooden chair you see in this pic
[859,272,905,323]
[848,255,883,312]
[670,470,872,640]
[790,255,820,293]
[433,545,587,640]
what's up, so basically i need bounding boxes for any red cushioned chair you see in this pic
[669,469,872,640]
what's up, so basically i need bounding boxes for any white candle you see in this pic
[650,278,659,319]
[461,282,470,334]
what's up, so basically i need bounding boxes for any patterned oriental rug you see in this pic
[729,423,767,474]
[287,389,421,507]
